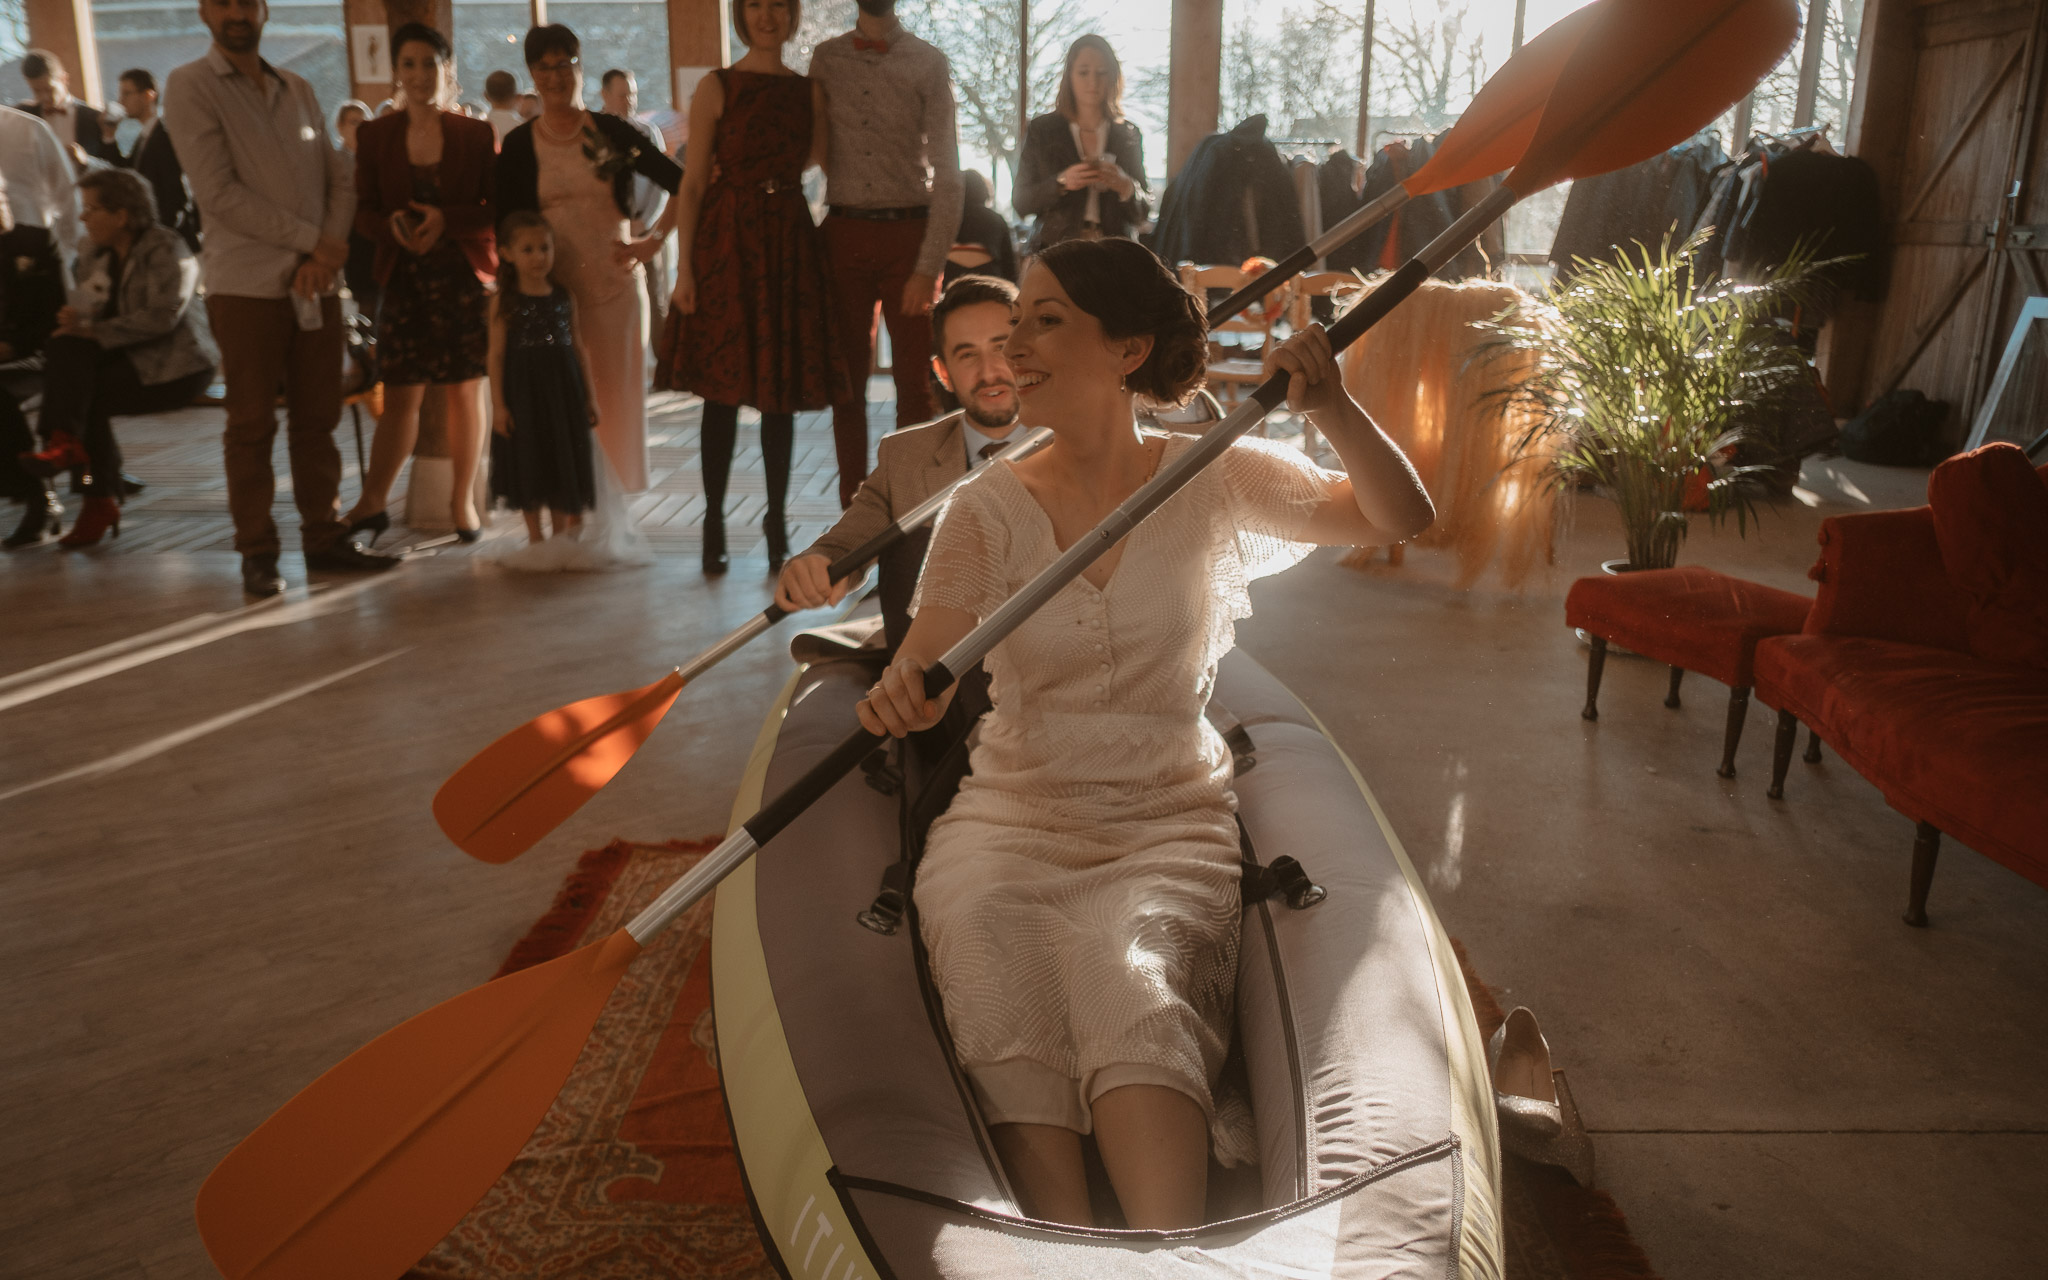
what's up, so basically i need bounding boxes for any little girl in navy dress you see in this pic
[489,212,600,544]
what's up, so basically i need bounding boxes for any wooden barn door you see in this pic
[1832,0,2048,442]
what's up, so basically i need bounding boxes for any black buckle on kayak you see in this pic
[1241,855,1327,910]
[861,744,903,796]
[857,860,910,935]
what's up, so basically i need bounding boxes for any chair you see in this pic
[1179,263,1284,418]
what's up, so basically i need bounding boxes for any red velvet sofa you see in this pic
[1753,444,2048,926]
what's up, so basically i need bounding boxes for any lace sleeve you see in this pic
[910,469,1012,622]
[1222,436,1344,583]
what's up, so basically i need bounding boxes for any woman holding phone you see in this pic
[343,23,497,543]
[1012,35,1149,254]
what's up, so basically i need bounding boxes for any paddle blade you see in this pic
[1511,0,1800,193]
[433,670,685,862]
[196,929,642,1280]
[1401,1,1601,195]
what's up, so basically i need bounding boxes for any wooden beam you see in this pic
[23,0,102,107]
[1168,0,1222,179]
[1793,0,1829,127]
[667,0,729,110]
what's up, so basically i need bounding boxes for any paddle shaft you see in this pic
[624,185,1520,946]
[1204,184,1410,328]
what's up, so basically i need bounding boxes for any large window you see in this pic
[545,0,673,111]
[453,0,534,108]
[89,0,347,127]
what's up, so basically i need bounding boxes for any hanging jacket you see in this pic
[1549,136,1727,279]
[1723,147,1885,302]
[1338,134,1502,279]
[1150,115,1304,266]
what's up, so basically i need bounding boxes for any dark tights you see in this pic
[699,401,793,526]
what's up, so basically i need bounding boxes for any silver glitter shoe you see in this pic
[1487,1006,1564,1139]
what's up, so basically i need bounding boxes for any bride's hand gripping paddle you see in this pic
[195,7,1797,1277]
[431,5,1599,867]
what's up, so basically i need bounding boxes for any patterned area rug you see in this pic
[406,838,776,1280]
[410,840,1658,1280]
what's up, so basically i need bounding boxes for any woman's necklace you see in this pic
[536,109,584,145]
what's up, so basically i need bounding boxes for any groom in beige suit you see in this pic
[776,275,1022,648]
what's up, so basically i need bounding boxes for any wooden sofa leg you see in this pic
[1718,687,1750,779]
[1804,729,1823,764]
[1905,822,1941,928]
[1767,709,1798,799]
[1582,636,1608,721]
[1665,666,1684,709]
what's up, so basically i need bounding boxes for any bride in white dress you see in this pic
[856,239,1435,1229]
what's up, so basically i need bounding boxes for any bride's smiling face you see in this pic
[1002,262,1151,429]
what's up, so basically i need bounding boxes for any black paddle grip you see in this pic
[739,661,962,849]
[1206,245,1314,329]
[757,523,904,627]
[1328,258,1429,354]
[743,727,886,848]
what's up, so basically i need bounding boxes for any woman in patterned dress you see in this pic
[656,0,837,576]
[343,24,496,542]
[856,239,1435,1229]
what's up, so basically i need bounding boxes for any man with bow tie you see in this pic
[808,0,963,511]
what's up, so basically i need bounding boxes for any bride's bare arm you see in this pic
[1270,325,1435,546]
[856,603,978,738]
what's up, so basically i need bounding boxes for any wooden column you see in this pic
[1168,0,1222,179]
[1354,0,1376,156]
[1813,0,1916,413]
[345,0,453,106]
[24,0,102,106]
[667,0,730,110]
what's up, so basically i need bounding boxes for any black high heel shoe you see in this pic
[5,488,62,548]
[702,516,729,575]
[764,512,788,576]
[346,510,391,547]
[454,527,482,544]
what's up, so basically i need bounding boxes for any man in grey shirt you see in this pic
[808,0,962,508]
[164,0,396,596]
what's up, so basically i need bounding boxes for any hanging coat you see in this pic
[1150,114,1305,267]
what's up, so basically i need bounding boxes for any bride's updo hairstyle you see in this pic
[1037,238,1208,407]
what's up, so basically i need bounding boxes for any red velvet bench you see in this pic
[1565,566,1815,778]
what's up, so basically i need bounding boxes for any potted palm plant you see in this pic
[1483,230,1828,572]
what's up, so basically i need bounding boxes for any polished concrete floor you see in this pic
[3,411,2043,1279]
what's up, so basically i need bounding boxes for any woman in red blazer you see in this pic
[343,22,498,542]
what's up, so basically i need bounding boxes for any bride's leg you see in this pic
[1091,1084,1208,1229]
[990,1123,1092,1226]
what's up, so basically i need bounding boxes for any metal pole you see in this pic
[1512,0,1527,53]
[1354,0,1376,155]
[1792,0,1829,127]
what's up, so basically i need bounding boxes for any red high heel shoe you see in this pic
[20,430,90,478]
[58,496,121,547]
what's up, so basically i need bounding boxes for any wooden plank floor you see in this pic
[4,395,2044,1280]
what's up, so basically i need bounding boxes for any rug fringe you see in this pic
[493,837,722,978]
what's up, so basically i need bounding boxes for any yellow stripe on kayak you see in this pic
[713,670,881,1280]
[1297,697,1503,1280]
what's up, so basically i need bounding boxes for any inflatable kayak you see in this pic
[711,644,1503,1279]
